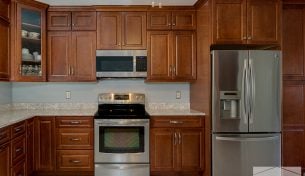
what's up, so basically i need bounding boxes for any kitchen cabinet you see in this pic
[47,31,96,82]
[0,142,10,176]
[27,118,35,176]
[150,116,204,175]
[48,11,96,31]
[11,160,26,176]
[147,31,196,82]
[10,0,47,81]
[147,11,196,30]
[0,0,10,81]
[212,0,281,45]
[97,11,147,49]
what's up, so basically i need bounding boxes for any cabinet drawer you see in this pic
[11,134,26,165]
[11,121,26,139]
[11,160,26,176]
[151,116,203,128]
[56,150,93,171]
[56,128,93,149]
[0,126,10,145]
[56,117,93,128]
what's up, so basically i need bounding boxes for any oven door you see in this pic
[94,119,149,163]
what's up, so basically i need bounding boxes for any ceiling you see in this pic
[36,0,198,6]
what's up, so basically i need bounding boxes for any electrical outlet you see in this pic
[176,91,181,99]
[66,91,71,99]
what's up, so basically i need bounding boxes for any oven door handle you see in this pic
[96,120,149,126]
[97,164,149,170]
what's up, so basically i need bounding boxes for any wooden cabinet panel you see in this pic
[147,12,172,30]
[172,11,196,30]
[11,134,26,165]
[48,12,71,30]
[283,5,305,78]
[56,128,93,149]
[72,11,96,31]
[150,128,175,171]
[35,117,55,172]
[47,31,71,81]
[27,118,35,176]
[56,117,93,128]
[0,142,10,176]
[173,31,196,81]
[178,129,203,171]
[147,31,172,81]
[56,150,93,172]
[122,12,147,49]
[213,0,246,43]
[97,12,121,49]
[247,0,280,44]
[151,117,203,128]
[283,84,304,125]
[0,19,9,81]
[11,160,26,176]
[11,121,25,139]
[71,31,96,81]
[0,126,10,145]
[0,0,10,21]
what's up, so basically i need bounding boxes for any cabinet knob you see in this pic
[168,23,171,26]
[169,65,172,76]
[248,36,252,40]
[172,23,176,26]
[72,23,75,26]
[242,36,247,40]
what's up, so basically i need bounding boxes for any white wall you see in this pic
[12,80,190,104]
[0,82,11,105]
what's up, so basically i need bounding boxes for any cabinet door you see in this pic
[71,31,96,81]
[173,31,196,81]
[172,11,196,30]
[97,12,121,49]
[72,11,96,31]
[0,142,10,176]
[212,0,247,44]
[27,118,35,176]
[283,5,305,79]
[11,160,26,176]
[147,31,172,81]
[47,12,71,30]
[247,0,280,44]
[47,31,71,81]
[177,129,203,171]
[147,11,172,30]
[11,135,26,166]
[0,19,9,81]
[122,12,146,49]
[0,0,10,21]
[35,117,56,172]
[150,128,176,171]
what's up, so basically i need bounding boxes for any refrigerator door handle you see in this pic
[249,58,255,124]
[215,136,279,142]
[242,59,248,124]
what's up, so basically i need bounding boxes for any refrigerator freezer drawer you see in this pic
[212,133,281,176]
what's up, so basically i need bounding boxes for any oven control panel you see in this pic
[98,93,145,104]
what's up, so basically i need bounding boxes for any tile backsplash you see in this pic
[0,82,11,105]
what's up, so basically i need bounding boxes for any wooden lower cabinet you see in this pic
[150,116,204,175]
[56,150,94,172]
[11,160,26,176]
[27,118,35,176]
[0,142,10,176]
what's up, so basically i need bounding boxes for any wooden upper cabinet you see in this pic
[147,11,196,30]
[213,0,246,44]
[48,11,96,31]
[48,12,71,30]
[0,19,10,81]
[0,0,10,22]
[97,11,146,49]
[212,0,281,45]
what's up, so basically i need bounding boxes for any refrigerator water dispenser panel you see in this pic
[220,91,240,119]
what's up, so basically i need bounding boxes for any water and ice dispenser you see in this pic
[220,91,240,119]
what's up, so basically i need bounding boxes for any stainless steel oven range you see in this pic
[94,93,150,176]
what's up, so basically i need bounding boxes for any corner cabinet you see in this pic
[0,0,10,81]
[150,116,204,175]
[147,31,196,82]
[212,0,281,45]
[10,1,47,81]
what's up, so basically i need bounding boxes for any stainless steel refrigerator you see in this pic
[211,50,281,176]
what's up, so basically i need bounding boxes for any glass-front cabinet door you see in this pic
[15,3,46,81]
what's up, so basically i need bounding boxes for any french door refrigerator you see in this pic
[211,50,281,176]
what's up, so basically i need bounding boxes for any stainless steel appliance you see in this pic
[94,93,150,176]
[212,50,282,176]
[96,50,147,78]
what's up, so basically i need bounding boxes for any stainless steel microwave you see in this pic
[96,50,147,78]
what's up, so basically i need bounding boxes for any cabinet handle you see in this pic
[173,66,176,76]
[242,36,247,40]
[70,121,81,124]
[169,65,172,76]
[168,23,171,26]
[19,65,22,74]
[118,43,121,46]
[15,148,22,153]
[169,120,183,124]
[70,160,81,164]
[71,66,74,75]
[72,23,75,26]
[68,66,71,75]
[15,127,22,132]
[174,132,177,145]
[70,138,80,141]
[248,36,252,40]
[178,132,181,144]
[172,23,176,26]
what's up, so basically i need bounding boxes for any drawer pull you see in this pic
[15,148,22,153]
[70,138,81,141]
[70,121,81,124]
[15,127,22,132]
[169,120,183,124]
[70,160,81,164]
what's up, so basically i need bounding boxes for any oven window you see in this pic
[99,126,144,153]
[96,56,133,72]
